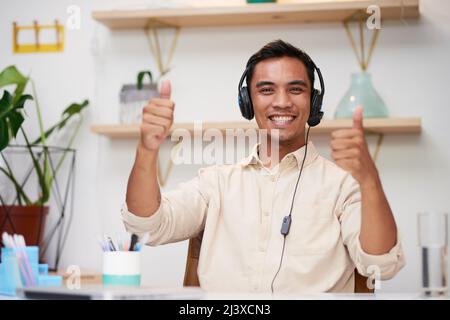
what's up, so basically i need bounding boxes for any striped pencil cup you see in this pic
[102,251,141,286]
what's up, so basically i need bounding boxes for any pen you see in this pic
[97,236,108,252]
[136,233,149,251]
[129,234,138,251]
[107,237,117,251]
[15,234,36,285]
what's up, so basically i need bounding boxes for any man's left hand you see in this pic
[330,106,379,186]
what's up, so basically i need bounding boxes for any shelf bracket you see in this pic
[144,22,181,79]
[362,131,384,163]
[343,10,380,71]
[371,132,384,163]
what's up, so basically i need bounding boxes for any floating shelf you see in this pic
[91,118,421,139]
[92,0,420,29]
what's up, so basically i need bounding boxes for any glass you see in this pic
[418,212,448,297]
[334,71,389,119]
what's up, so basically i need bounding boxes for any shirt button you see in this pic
[270,175,276,182]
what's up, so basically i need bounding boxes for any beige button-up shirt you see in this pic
[122,142,405,293]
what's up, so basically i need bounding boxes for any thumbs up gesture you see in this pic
[330,106,378,185]
[140,80,175,151]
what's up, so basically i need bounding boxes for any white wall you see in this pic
[1,0,449,292]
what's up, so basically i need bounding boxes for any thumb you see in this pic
[160,79,171,99]
[353,105,364,130]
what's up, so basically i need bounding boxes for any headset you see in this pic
[237,53,325,293]
[237,54,325,127]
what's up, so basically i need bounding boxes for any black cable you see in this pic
[270,126,311,294]
[271,235,286,294]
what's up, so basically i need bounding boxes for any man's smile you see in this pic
[267,113,298,128]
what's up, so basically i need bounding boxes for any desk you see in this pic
[1,287,448,300]
[204,292,428,300]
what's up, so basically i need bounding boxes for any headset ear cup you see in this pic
[308,89,323,127]
[239,86,254,120]
[238,87,246,118]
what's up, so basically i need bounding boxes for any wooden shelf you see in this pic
[92,0,420,29]
[91,118,421,139]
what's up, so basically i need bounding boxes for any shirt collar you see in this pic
[240,143,261,167]
[240,141,319,169]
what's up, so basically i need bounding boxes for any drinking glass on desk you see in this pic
[418,212,448,297]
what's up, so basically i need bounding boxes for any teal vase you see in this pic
[334,72,388,119]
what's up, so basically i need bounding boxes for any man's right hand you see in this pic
[140,79,174,151]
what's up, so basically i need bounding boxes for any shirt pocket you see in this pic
[286,200,339,256]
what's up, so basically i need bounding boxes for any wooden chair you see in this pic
[183,233,203,287]
[183,235,374,293]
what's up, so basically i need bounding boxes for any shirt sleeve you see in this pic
[338,174,406,280]
[121,166,216,246]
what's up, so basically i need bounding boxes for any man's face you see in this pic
[250,56,311,144]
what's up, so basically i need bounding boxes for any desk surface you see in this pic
[204,292,442,300]
[1,287,449,300]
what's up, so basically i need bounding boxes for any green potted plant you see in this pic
[0,65,88,258]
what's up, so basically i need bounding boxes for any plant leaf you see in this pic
[0,66,28,103]
[0,91,32,151]
[62,99,89,117]
[0,65,32,152]
[0,120,8,151]
[0,90,13,119]
[7,110,25,140]
[32,99,89,145]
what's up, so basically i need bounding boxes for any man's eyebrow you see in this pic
[288,80,308,87]
[255,81,274,87]
[255,80,309,87]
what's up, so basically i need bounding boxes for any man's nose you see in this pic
[272,90,293,109]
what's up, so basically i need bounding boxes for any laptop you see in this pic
[16,285,205,300]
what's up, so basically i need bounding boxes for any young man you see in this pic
[122,40,404,293]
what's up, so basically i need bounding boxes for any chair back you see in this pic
[183,236,374,293]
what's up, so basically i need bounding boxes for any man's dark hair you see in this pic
[245,39,316,92]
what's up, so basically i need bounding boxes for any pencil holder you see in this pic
[0,255,21,295]
[102,251,141,286]
[0,246,39,291]
[0,246,62,296]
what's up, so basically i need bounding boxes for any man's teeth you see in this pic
[270,116,294,122]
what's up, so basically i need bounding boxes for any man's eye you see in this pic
[260,88,273,94]
[290,87,303,93]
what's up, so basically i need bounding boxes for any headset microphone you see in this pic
[280,216,291,236]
